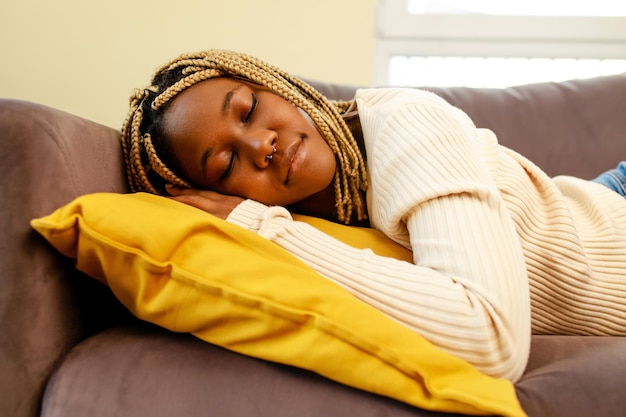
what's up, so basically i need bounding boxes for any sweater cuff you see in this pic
[226,199,269,232]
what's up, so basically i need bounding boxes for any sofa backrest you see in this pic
[309,73,626,179]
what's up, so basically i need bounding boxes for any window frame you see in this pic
[373,0,626,85]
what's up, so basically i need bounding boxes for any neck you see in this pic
[288,185,337,222]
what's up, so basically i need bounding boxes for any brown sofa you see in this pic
[2,73,626,417]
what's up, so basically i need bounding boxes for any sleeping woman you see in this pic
[121,49,626,382]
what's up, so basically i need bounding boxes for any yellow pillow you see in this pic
[31,192,526,417]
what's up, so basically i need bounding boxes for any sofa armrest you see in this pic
[0,99,129,417]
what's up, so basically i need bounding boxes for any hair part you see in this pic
[120,49,368,223]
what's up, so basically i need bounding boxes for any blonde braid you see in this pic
[142,134,192,188]
[152,68,223,110]
[120,49,368,223]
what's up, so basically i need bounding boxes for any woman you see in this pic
[121,49,626,382]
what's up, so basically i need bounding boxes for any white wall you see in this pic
[0,0,374,128]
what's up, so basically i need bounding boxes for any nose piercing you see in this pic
[265,145,277,161]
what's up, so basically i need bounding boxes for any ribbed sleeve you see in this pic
[356,89,531,381]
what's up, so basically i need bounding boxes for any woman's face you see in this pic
[162,78,337,206]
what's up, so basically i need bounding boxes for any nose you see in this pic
[242,128,277,168]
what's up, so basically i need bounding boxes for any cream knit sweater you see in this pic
[227,88,626,382]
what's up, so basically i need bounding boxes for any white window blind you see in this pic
[374,0,626,87]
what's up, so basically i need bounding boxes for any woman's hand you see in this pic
[165,185,244,220]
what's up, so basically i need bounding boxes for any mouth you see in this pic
[283,138,304,184]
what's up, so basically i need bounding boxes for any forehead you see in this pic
[163,77,242,134]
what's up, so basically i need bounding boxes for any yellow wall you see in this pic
[0,0,374,128]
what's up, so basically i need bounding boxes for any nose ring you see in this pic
[265,145,277,161]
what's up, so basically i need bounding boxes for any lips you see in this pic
[282,139,304,184]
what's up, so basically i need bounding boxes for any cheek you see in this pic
[297,107,315,127]
[316,139,337,178]
[228,175,282,203]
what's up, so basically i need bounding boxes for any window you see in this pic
[374,0,626,87]
[406,1,626,17]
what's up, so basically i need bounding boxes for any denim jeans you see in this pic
[592,161,626,197]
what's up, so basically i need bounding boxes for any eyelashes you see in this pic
[243,92,257,123]
[219,152,235,180]
[221,92,257,181]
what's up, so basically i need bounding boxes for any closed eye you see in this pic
[219,152,235,180]
[243,93,257,123]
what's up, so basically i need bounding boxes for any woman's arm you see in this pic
[228,193,530,382]
[357,88,531,381]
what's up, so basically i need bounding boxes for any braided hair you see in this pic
[120,49,368,223]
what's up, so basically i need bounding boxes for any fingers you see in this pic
[165,184,222,199]
[165,184,191,196]
[164,184,244,220]
[165,185,214,211]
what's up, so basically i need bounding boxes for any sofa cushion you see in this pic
[31,191,526,417]
[516,335,626,417]
[41,326,457,417]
